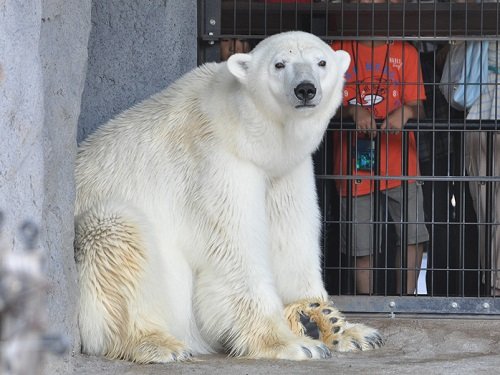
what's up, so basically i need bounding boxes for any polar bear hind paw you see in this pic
[285,299,384,352]
[117,333,193,364]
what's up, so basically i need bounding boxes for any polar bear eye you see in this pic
[275,62,285,69]
[318,60,326,67]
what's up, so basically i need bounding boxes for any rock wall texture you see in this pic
[0,0,197,372]
[78,0,198,143]
[0,1,45,239]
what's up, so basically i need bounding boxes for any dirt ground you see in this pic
[68,316,500,374]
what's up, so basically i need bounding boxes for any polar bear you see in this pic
[74,31,383,363]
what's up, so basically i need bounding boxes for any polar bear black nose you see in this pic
[294,82,317,101]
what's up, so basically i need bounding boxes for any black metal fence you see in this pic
[198,0,500,315]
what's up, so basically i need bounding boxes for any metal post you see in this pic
[198,0,221,64]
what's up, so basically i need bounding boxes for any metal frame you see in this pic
[332,296,500,315]
[198,0,221,63]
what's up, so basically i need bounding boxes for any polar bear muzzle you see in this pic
[294,81,317,108]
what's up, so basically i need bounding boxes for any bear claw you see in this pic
[301,346,313,358]
[351,340,362,351]
[367,333,384,347]
[316,344,332,359]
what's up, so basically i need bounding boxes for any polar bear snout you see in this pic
[294,82,317,107]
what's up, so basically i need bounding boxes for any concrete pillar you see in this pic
[0,0,91,373]
[0,2,45,237]
[39,1,92,373]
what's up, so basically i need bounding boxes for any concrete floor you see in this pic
[69,315,500,375]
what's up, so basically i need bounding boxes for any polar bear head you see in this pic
[226,31,350,122]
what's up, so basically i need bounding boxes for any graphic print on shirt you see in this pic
[345,66,403,119]
[347,77,391,108]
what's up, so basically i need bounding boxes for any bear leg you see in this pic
[284,299,384,352]
[75,206,192,363]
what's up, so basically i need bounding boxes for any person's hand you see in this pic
[380,106,410,134]
[349,106,377,136]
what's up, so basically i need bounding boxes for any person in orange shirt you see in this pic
[331,33,429,295]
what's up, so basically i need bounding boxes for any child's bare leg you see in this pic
[355,255,372,294]
[397,243,424,295]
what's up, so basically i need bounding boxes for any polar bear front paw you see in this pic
[334,321,384,352]
[285,299,384,352]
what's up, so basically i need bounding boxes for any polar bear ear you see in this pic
[333,50,351,76]
[227,53,253,82]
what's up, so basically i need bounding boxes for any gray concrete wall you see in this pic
[1,0,197,373]
[0,2,45,237]
[78,0,198,143]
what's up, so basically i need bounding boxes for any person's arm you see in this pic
[381,100,425,133]
[382,43,426,133]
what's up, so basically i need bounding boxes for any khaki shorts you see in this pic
[340,183,429,257]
